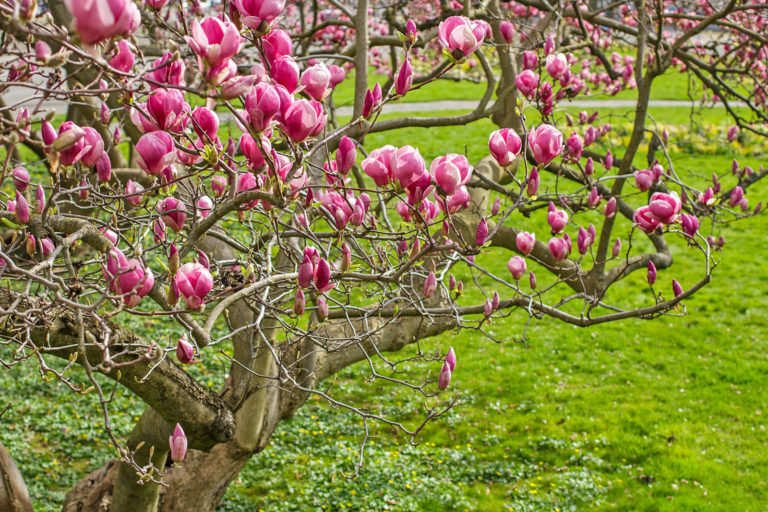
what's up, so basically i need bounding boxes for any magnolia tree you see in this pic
[0,0,766,509]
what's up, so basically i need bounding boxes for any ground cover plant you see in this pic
[0,0,767,511]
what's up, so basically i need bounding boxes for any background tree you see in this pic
[0,0,765,510]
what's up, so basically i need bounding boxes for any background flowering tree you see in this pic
[0,0,766,510]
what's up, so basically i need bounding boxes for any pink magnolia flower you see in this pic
[361,145,396,186]
[565,133,583,162]
[612,237,622,257]
[527,168,540,196]
[635,169,655,191]
[12,167,29,191]
[109,40,135,72]
[174,262,214,310]
[438,360,452,390]
[176,334,194,364]
[56,121,87,167]
[515,231,535,255]
[680,213,699,237]
[281,99,326,142]
[395,58,413,96]
[80,127,105,168]
[507,256,526,280]
[672,279,683,298]
[431,153,472,195]
[185,17,244,69]
[157,197,187,232]
[63,0,140,45]
[124,179,144,206]
[438,16,488,60]
[328,65,346,88]
[488,128,522,166]
[515,69,539,98]
[240,133,269,169]
[271,56,300,93]
[588,187,602,207]
[335,136,356,175]
[300,63,331,101]
[14,192,29,224]
[545,53,568,79]
[191,107,220,141]
[603,197,617,218]
[499,20,515,43]
[547,202,569,233]
[648,192,682,224]
[136,131,176,176]
[262,29,292,64]
[633,205,662,233]
[233,0,285,31]
[647,260,657,284]
[103,248,154,307]
[169,423,187,463]
[475,218,488,246]
[435,185,471,214]
[147,52,185,88]
[445,347,456,372]
[548,237,570,261]
[528,125,563,165]
[244,82,280,132]
[522,51,538,70]
[423,271,437,298]
[144,89,189,133]
[391,146,427,189]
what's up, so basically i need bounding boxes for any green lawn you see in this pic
[1,104,766,512]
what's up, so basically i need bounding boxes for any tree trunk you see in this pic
[0,443,35,512]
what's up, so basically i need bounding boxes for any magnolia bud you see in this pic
[169,424,188,463]
[672,279,683,298]
[317,297,329,322]
[438,360,452,390]
[293,289,305,315]
[528,271,537,290]
[423,271,437,298]
[176,334,194,364]
[647,260,657,285]
[475,218,488,246]
[491,291,500,310]
[612,237,621,258]
[169,244,179,276]
[449,274,456,292]
[341,242,351,272]
[484,299,492,317]
[491,197,501,216]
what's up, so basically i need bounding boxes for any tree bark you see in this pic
[0,443,35,512]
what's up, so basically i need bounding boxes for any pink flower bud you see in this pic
[547,202,569,233]
[647,260,657,285]
[317,296,329,322]
[588,187,601,207]
[488,128,522,166]
[445,347,456,371]
[55,121,87,166]
[728,186,744,207]
[491,197,501,216]
[298,255,314,288]
[585,157,594,176]
[565,133,583,162]
[577,227,592,254]
[124,179,144,206]
[271,56,300,92]
[484,299,492,317]
[281,99,326,142]
[672,279,683,298]
[191,107,220,141]
[527,125,563,165]
[11,167,29,191]
[80,127,105,168]
[529,271,537,289]
[137,131,176,176]
[727,125,739,142]
[35,41,51,62]
[499,20,515,43]
[109,40,135,72]
[431,153,471,195]
[680,213,699,237]
[15,192,29,224]
[633,205,661,233]
[527,168,540,197]
[602,150,613,170]
[438,360,452,390]
[545,53,568,79]
[169,423,187,463]
[604,197,616,218]
[314,258,333,293]
[635,169,655,192]
[395,58,413,96]
[515,231,535,255]
[293,289,306,315]
[174,262,213,310]
[176,334,194,364]
[300,63,331,101]
[423,271,437,298]
[507,255,526,279]
[609,237,620,258]
[475,218,488,246]
[335,135,356,175]
[491,291,500,310]
[406,19,419,45]
[522,51,538,70]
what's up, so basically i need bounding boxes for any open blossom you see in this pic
[103,248,154,307]
[174,262,213,310]
[147,52,185,88]
[233,0,285,31]
[488,129,522,166]
[648,192,682,224]
[633,205,661,232]
[431,153,472,195]
[64,0,140,45]
[185,17,244,69]
[244,82,280,132]
[157,197,187,232]
[361,145,395,186]
[56,122,87,166]
[515,69,539,98]
[545,53,568,79]
[390,146,426,189]
[437,16,488,60]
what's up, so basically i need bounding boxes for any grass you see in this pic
[1,102,766,511]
